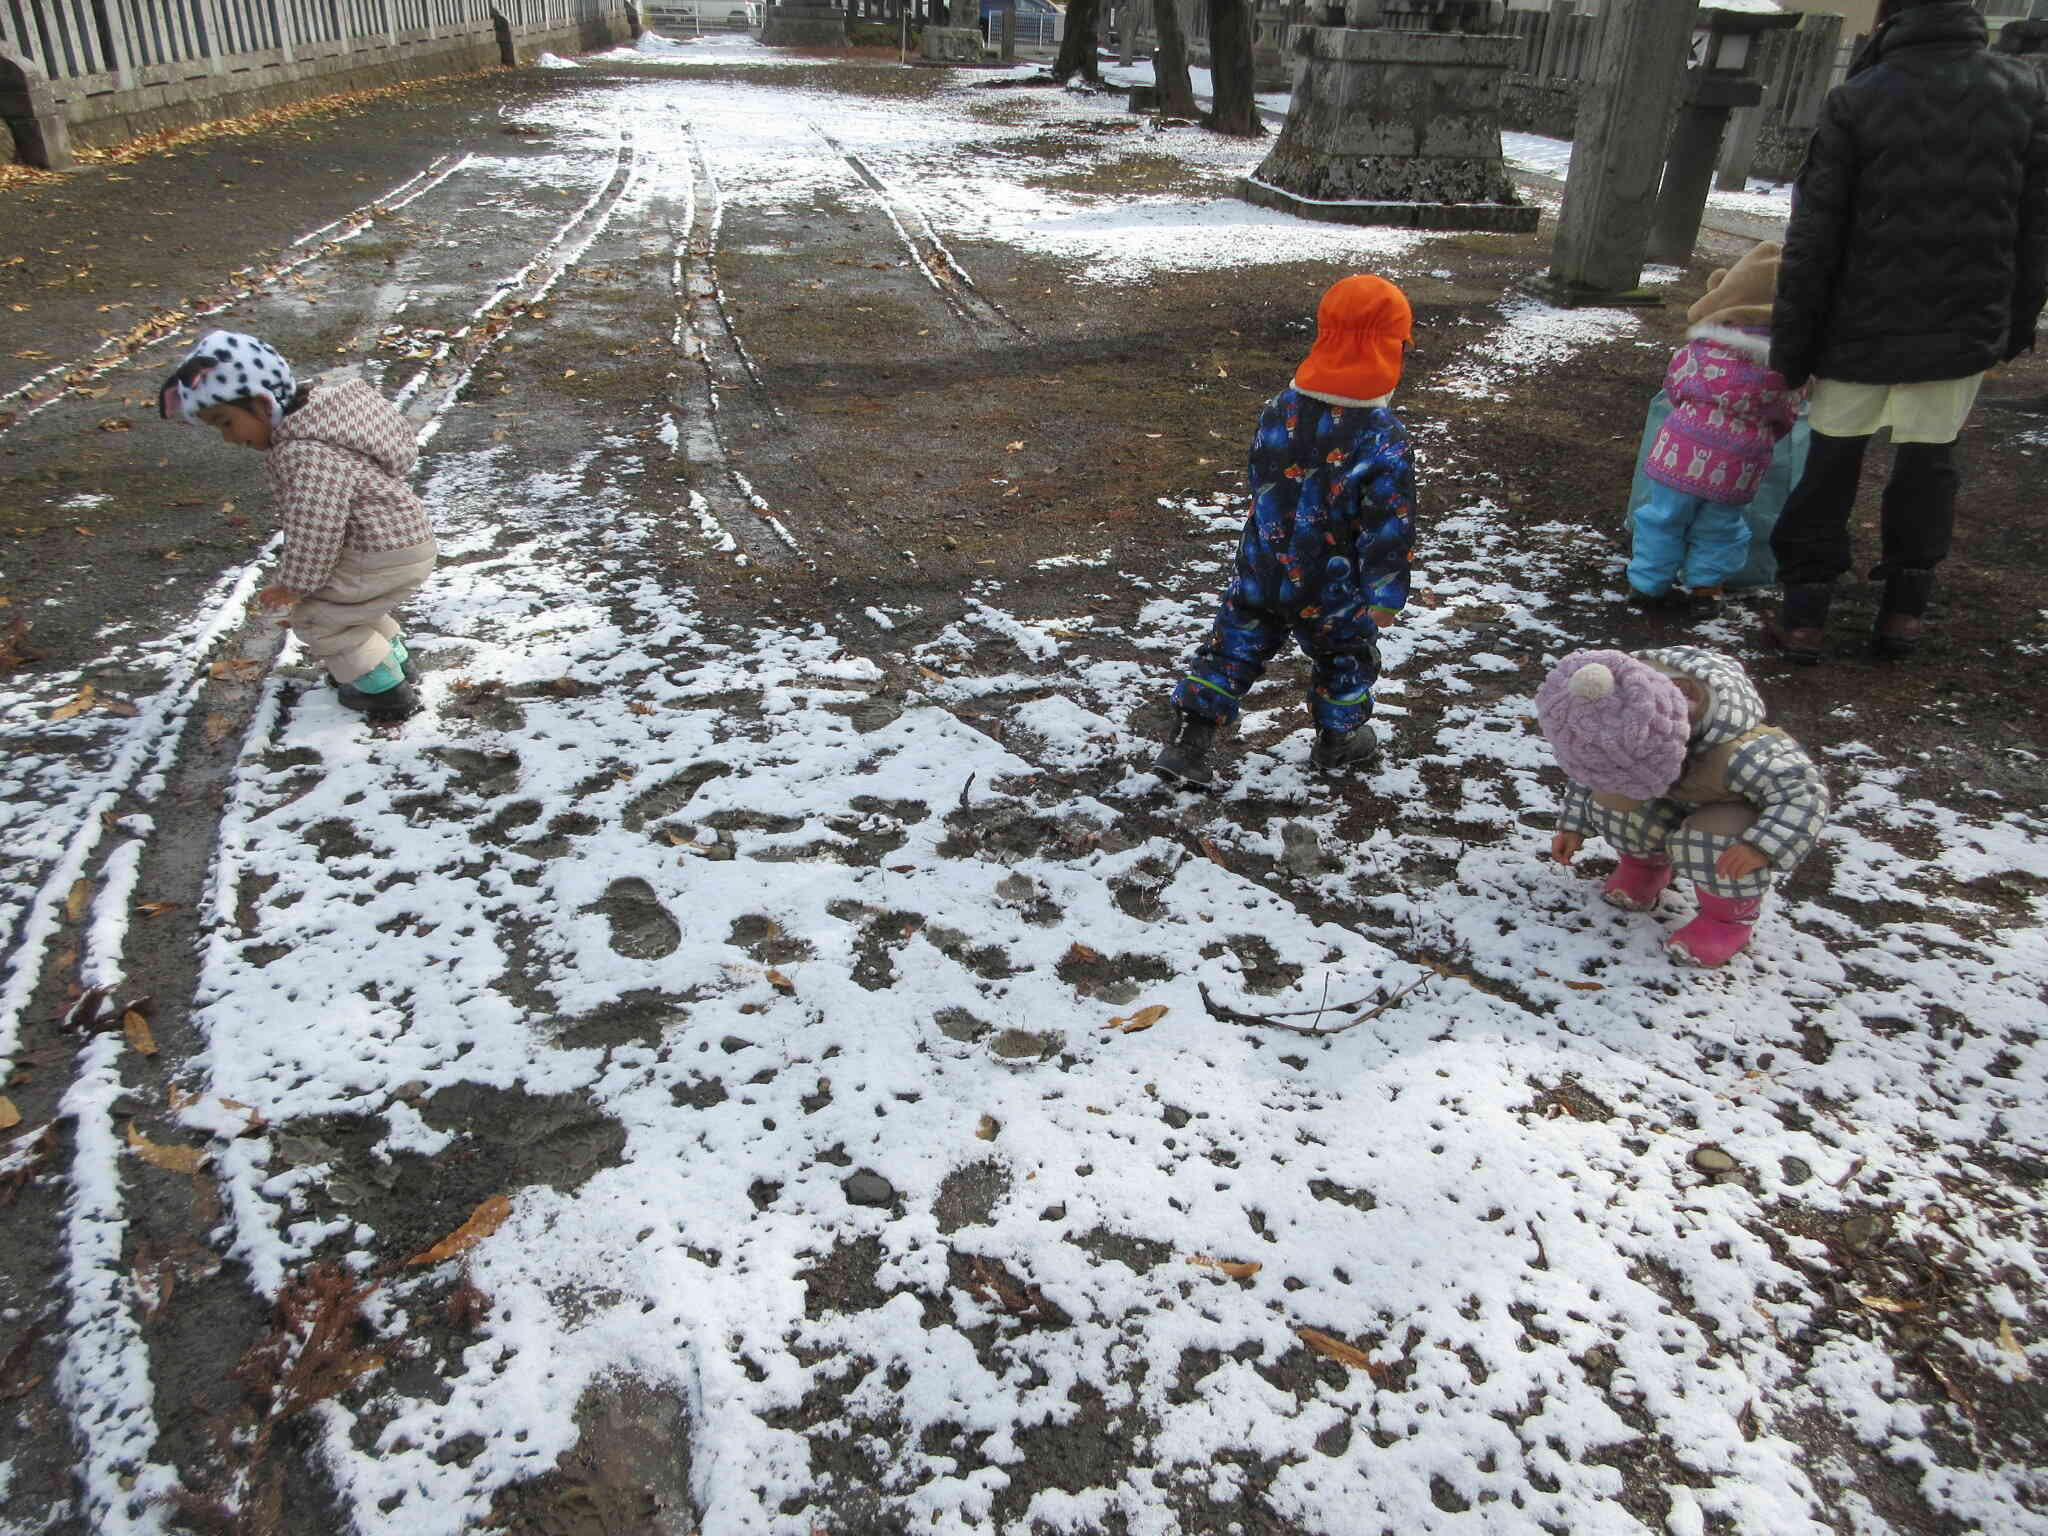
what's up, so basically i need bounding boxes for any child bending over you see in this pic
[160,331,435,723]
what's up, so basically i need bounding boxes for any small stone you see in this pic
[991,1028,1059,1063]
[1280,822,1320,877]
[1842,1213,1885,1250]
[1162,1104,1191,1129]
[844,1170,895,1208]
[1779,1156,1813,1187]
[392,1080,429,1103]
[720,1036,753,1054]
[1690,1146,1738,1174]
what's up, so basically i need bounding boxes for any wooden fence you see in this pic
[3,0,626,163]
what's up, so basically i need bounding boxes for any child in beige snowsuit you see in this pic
[159,330,435,722]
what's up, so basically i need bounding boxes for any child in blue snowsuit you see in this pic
[1152,274,1417,789]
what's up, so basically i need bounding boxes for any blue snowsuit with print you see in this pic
[1172,387,1416,735]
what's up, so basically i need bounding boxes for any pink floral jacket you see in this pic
[1643,325,1801,507]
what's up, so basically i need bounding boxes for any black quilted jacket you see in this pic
[1771,2,2048,389]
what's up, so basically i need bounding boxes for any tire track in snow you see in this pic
[0,154,471,439]
[809,122,1031,345]
[665,123,806,569]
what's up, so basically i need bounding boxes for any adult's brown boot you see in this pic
[1765,583,1832,666]
[1872,568,1936,660]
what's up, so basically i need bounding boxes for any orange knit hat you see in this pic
[1293,274,1413,404]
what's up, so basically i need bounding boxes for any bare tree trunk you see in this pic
[1152,0,1197,116]
[1204,0,1263,136]
[1054,0,1103,79]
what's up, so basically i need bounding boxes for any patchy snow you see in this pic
[4,44,2045,1536]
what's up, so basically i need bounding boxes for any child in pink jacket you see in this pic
[1629,242,1802,616]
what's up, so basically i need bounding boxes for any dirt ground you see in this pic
[2,48,2046,1536]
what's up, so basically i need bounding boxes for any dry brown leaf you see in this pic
[209,657,264,681]
[122,1009,158,1056]
[628,701,654,716]
[1190,1255,1261,1279]
[135,900,178,918]
[975,1114,999,1141]
[406,1194,512,1266]
[765,970,796,996]
[1200,838,1226,865]
[915,664,945,682]
[1065,942,1102,965]
[1105,1004,1168,1034]
[49,685,96,722]
[126,1123,203,1174]
[65,878,91,922]
[1296,1327,1375,1370]
[1857,1294,1926,1314]
[167,1084,197,1110]
[204,713,234,744]
[1999,1320,2029,1361]
[1561,980,1604,992]
[0,1098,19,1131]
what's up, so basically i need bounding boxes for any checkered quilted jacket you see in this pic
[1557,646,1830,873]
[267,377,431,594]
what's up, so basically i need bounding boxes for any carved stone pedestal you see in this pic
[1244,23,1536,231]
[761,2,847,47]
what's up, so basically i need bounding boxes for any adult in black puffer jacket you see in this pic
[1766,0,2047,666]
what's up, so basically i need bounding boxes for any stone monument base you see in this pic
[1521,271,1665,310]
[1247,25,1534,233]
[1243,175,1539,233]
[761,2,847,47]
[919,25,986,64]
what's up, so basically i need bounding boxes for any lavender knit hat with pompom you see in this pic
[1535,650,1692,802]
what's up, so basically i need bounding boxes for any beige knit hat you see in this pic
[1685,241,1783,329]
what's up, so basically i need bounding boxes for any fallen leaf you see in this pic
[1190,1255,1261,1279]
[975,1114,999,1141]
[405,1193,512,1266]
[94,418,132,432]
[135,900,177,918]
[628,701,654,716]
[66,878,91,922]
[0,1098,18,1131]
[1297,1327,1375,1371]
[204,713,234,744]
[1200,838,1226,865]
[49,684,96,722]
[209,657,263,681]
[1857,1294,1926,1314]
[1561,979,1604,992]
[915,664,945,682]
[1105,1004,1168,1034]
[121,1008,158,1056]
[1064,942,1101,965]
[126,1123,203,1174]
[765,970,796,995]
[1005,440,1024,452]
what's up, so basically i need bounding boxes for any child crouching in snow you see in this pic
[1152,273,1417,789]
[1628,242,1801,617]
[1538,646,1828,967]
[159,330,436,724]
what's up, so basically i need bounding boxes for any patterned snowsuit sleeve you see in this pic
[269,441,359,594]
[1556,781,1597,839]
[1725,734,1830,872]
[1346,429,1416,617]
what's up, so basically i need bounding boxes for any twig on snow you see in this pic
[1198,970,1438,1037]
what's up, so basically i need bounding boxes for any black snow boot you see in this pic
[1310,725,1380,774]
[1153,714,1220,789]
[1871,567,1937,660]
[337,679,422,723]
[1765,583,1833,666]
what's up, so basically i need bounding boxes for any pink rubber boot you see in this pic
[1666,888,1762,968]
[1601,854,1675,912]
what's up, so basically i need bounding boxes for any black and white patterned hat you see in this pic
[158,330,297,424]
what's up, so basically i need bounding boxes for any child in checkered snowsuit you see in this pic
[1538,646,1829,967]
[160,331,436,723]
[1152,274,1417,789]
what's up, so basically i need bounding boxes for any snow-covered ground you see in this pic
[5,35,2045,1536]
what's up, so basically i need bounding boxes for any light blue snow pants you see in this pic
[1627,482,1753,595]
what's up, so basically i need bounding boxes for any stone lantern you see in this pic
[1241,0,1540,231]
[1644,2,1800,266]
